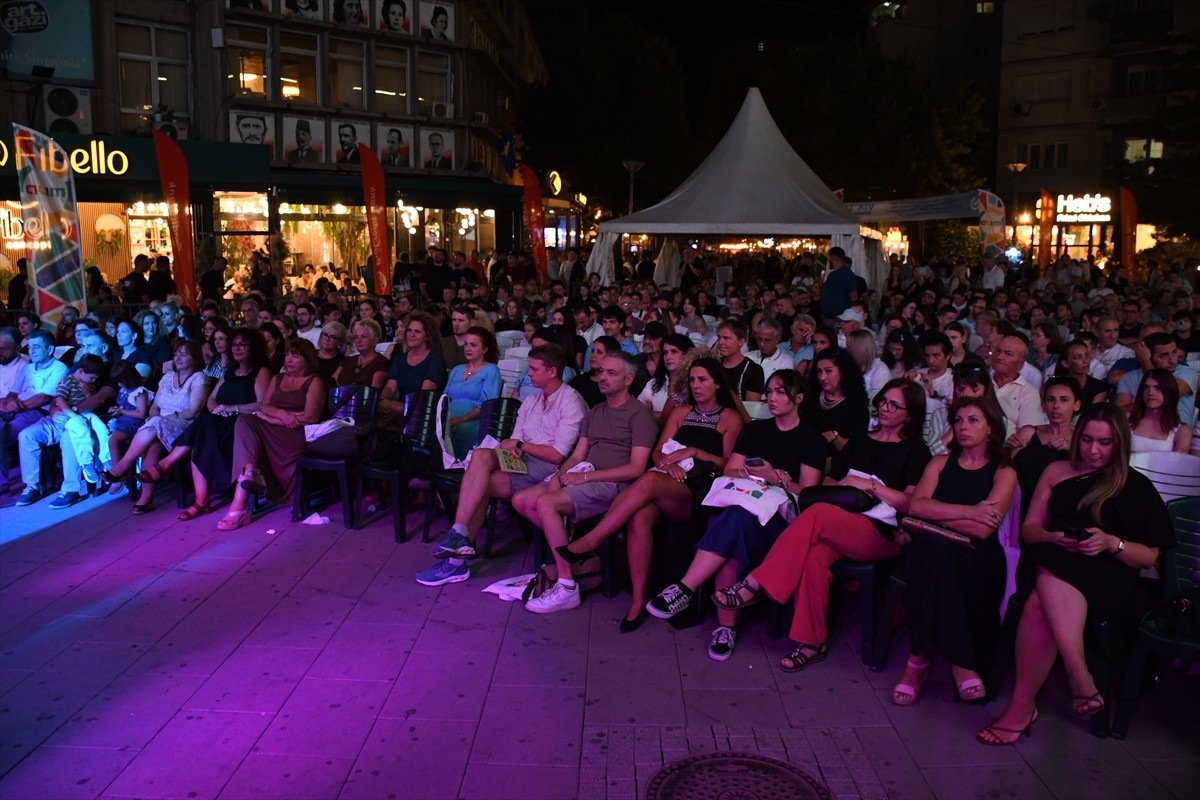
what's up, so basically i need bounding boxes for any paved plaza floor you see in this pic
[0,488,1196,800]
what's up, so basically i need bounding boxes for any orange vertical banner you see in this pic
[1037,189,1055,272]
[152,130,195,311]
[358,143,391,295]
[1119,186,1137,281]
[518,164,547,285]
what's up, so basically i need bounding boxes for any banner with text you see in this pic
[976,190,1008,258]
[1037,189,1055,271]
[12,124,85,327]
[152,129,195,311]
[358,143,391,295]
[518,164,547,285]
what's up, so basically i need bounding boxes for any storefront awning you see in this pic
[269,167,523,211]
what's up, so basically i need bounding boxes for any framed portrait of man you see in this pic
[378,0,411,33]
[282,115,325,164]
[282,0,322,18]
[229,112,276,158]
[418,1,454,41]
[333,119,370,164]
[376,123,413,167]
[331,0,369,26]
[420,127,454,170]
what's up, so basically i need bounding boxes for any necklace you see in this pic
[819,393,844,411]
[692,403,721,416]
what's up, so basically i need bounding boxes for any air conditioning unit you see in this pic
[43,86,92,134]
[1089,98,1108,111]
[472,111,488,125]
[431,102,455,120]
[156,120,190,140]
[1010,101,1032,116]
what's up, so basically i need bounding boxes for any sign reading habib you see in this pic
[1056,193,1112,223]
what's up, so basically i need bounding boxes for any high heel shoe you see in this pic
[1073,692,1105,717]
[238,467,267,495]
[555,544,597,565]
[619,611,646,634]
[977,709,1038,746]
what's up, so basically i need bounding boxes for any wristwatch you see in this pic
[1117,539,1125,553]
[515,440,524,452]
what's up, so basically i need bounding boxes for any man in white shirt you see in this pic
[0,327,32,490]
[573,304,604,347]
[294,302,322,346]
[1092,316,1133,380]
[416,343,587,586]
[981,256,1005,292]
[991,335,1042,436]
[919,332,955,402]
[748,317,793,383]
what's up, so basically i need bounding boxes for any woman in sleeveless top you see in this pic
[218,339,326,530]
[559,357,745,629]
[892,396,1017,708]
[1129,368,1192,453]
[331,319,390,392]
[140,328,272,520]
[980,406,1172,745]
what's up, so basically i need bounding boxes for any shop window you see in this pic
[116,20,191,135]
[227,24,268,98]
[417,51,452,116]
[280,31,319,104]
[1123,137,1163,163]
[976,2,995,13]
[375,45,409,115]
[329,39,365,109]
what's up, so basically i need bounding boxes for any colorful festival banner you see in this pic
[1037,189,1055,272]
[975,190,1008,258]
[12,124,85,327]
[358,143,391,295]
[1119,186,1137,280]
[152,129,195,311]
[518,164,547,285]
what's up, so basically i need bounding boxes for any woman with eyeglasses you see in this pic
[711,379,931,672]
[141,328,272,520]
[315,321,347,384]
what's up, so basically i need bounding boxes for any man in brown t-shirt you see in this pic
[513,351,659,614]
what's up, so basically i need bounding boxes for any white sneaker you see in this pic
[525,581,581,614]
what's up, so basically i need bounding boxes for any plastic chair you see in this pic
[358,389,440,543]
[1130,451,1200,503]
[425,397,523,553]
[1111,496,1200,739]
[293,384,381,529]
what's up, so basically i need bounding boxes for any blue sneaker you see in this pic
[81,461,102,486]
[415,560,469,587]
[431,531,475,559]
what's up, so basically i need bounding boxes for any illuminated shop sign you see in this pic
[0,136,129,175]
[1056,193,1112,223]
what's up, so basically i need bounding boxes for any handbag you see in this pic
[899,516,974,547]
[793,485,876,515]
[520,558,603,602]
[702,477,793,525]
[1146,587,1199,640]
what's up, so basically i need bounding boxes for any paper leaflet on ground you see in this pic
[845,469,898,526]
[482,574,537,601]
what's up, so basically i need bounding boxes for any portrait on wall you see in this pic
[421,127,454,170]
[282,115,325,164]
[378,0,411,33]
[229,112,276,158]
[418,1,454,41]
[282,0,322,19]
[227,0,269,10]
[376,123,413,167]
[331,0,369,26]
[333,120,370,164]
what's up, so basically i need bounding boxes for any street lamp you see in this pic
[622,159,644,216]
[1004,161,1028,244]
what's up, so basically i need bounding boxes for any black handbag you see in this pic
[793,485,876,516]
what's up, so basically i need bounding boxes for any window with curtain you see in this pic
[116,20,192,134]
[416,51,451,116]
[280,31,319,104]
[375,45,409,115]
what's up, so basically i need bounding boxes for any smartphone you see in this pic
[745,457,764,467]
[1063,527,1091,541]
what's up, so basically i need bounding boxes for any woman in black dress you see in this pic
[802,347,870,457]
[1008,377,1080,519]
[979,405,1173,745]
[893,396,1017,707]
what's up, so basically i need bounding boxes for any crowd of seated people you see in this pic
[1,246,1197,744]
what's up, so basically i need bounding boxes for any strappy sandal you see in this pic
[711,579,762,610]
[977,709,1038,746]
[955,676,988,705]
[132,501,154,515]
[892,657,930,706]
[1073,692,1105,717]
[238,468,267,495]
[555,544,598,565]
[137,463,167,483]
[779,643,827,673]
[178,502,212,521]
[101,468,127,484]
[217,509,252,531]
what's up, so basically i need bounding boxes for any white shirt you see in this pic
[748,348,794,383]
[297,325,322,347]
[982,265,1005,292]
[0,354,29,399]
[992,372,1042,436]
[1019,360,1044,393]
[863,359,891,402]
[1093,343,1134,380]
[20,358,68,407]
[577,322,604,346]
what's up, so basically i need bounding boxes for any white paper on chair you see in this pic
[483,574,537,601]
[845,469,898,526]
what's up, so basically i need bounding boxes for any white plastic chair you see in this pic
[1130,451,1200,503]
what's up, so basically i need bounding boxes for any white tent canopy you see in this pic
[593,87,886,289]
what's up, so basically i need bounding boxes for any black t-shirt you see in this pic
[734,419,826,482]
[147,271,176,303]
[199,269,225,302]
[831,435,932,492]
[722,357,765,400]
[422,262,453,300]
[120,272,150,304]
[569,373,604,408]
[803,393,870,453]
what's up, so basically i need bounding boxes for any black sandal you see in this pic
[555,544,597,565]
[780,643,827,673]
[711,579,762,610]
[238,468,267,495]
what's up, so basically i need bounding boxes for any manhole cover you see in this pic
[645,751,831,800]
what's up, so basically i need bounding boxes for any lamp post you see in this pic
[622,159,644,216]
[1004,161,1028,245]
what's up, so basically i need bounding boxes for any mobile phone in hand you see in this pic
[745,457,764,467]
[1063,527,1091,541]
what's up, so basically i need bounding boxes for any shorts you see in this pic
[562,479,628,522]
[508,456,559,493]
